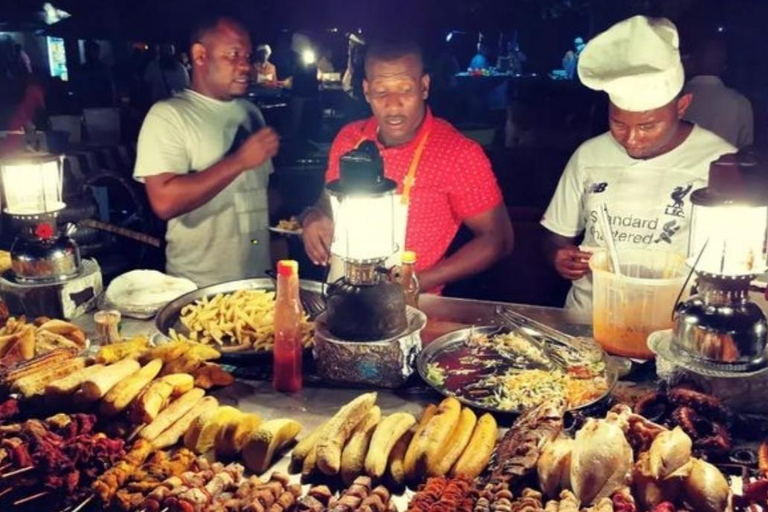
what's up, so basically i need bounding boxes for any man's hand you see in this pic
[301,209,334,266]
[234,127,279,171]
[554,245,592,280]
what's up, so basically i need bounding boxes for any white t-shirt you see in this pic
[541,125,735,312]
[683,75,754,149]
[134,89,273,287]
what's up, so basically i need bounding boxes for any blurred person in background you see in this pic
[683,36,753,148]
[144,43,190,103]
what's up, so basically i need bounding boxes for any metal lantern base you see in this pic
[673,273,767,371]
[0,259,102,319]
[313,306,427,388]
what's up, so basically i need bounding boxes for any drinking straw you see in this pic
[597,203,622,276]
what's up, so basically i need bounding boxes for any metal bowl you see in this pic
[10,235,82,283]
[155,277,325,364]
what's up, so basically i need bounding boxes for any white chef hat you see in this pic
[256,44,272,55]
[578,15,684,112]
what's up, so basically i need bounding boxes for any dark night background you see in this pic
[1,0,767,306]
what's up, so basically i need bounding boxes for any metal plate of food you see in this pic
[155,278,325,364]
[417,325,617,415]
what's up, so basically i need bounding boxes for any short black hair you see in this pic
[188,11,244,48]
[364,38,424,77]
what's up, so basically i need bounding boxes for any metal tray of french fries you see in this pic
[154,278,325,364]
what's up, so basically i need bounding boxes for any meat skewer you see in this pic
[13,489,50,506]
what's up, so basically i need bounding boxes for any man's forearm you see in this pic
[418,234,506,291]
[146,156,243,220]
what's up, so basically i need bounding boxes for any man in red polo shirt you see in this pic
[301,38,514,291]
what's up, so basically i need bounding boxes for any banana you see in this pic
[290,420,329,472]
[450,412,498,480]
[365,412,416,479]
[428,407,477,476]
[316,392,377,475]
[242,419,303,473]
[403,404,438,481]
[341,406,381,485]
[389,429,414,485]
[216,412,262,458]
[184,405,241,454]
[407,398,461,479]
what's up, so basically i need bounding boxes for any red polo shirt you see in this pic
[326,109,503,273]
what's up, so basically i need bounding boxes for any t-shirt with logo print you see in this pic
[541,125,735,312]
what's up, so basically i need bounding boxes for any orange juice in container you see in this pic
[590,249,687,359]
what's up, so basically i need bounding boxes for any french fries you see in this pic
[167,289,314,351]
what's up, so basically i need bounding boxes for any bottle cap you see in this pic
[277,260,299,277]
[402,250,417,264]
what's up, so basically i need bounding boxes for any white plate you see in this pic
[269,226,303,236]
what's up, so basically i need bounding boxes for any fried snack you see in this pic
[45,363,105,395]
[1,347,78,385]
[450,413,497,480]
[168,289,314,351]
[101,359,164,417]
[760,439,768,477]
[316,392,378,476]
[216,412,262,457]
[131,373,195,423]
[302,446,319,477]
[152,396,219,449]
[139,388,205,441]
[193,363,234,389]
[291,420,329,472]
[277,216,301,232]
[242,419,302,473]
[184,404,234,453]
[94,336,150,364]
[403,404,438,481]
[341,406,382,485]
[37,319,87,348]
[11,357,86,397]
[389,429,414,485]
[140,340,220,365]
[81,358,142,401]
[365,412,417,479]
[0,324,35,362]
[429,407,477,477]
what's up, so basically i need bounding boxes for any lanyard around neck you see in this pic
[354,123,431,206]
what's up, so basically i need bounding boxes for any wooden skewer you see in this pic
[69,494,94,512]
[1,466,33,479]
[13,490,49,506]
[0,487,15,499]
[0,463,11,473]
[160,507,169,512]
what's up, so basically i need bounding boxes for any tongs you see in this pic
[496,310,568,370]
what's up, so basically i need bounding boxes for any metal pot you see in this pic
[10,233,82,283]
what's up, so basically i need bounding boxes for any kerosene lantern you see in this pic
[673,153,768,371]
[323,141,408,341]
[313,142,426,388]
[0,153,101,318]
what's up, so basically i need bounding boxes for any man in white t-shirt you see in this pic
[134,15,279,286]
[541,16,735,312]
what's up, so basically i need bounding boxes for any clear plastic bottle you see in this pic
[400,250,420,308]
[273,260,303,392]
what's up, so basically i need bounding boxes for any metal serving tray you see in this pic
[154,278,325,364]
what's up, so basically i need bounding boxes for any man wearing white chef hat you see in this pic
[541,15,735,312]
